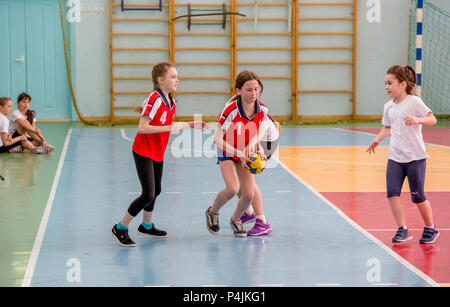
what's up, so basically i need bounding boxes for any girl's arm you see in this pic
[214,128,248,161]
[15,118,40,134]
[1,132,26,146]
[188,121,210,131]
[137,116,189,134]
[367,126,391,154]
[404,112,437,126]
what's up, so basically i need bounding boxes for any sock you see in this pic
[117,222,128,230]
[425,224,435,229]
[256,215,266,224]
[141,222,153,230]
[245,206,254,215]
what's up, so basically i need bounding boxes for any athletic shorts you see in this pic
[386,159,427,203]
[12,131,33,142]
[216,148,238,164]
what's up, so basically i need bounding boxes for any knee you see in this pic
[224,184,240,198]
[155,187,162,198]
[411,192,426,204]
[141,190,156,204]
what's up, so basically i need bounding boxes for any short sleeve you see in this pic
[413,96,432,117]
[381,102,391,127]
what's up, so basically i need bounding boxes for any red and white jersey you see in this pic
[132,89,176,161]
[217,98,268,162]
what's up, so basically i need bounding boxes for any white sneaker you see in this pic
[9,145,23,153]
[31,145,51,154]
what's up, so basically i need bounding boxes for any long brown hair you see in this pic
[386,65,417,95]
[135,62,175,113]
[228,70,264,103]
[26,110,36,124]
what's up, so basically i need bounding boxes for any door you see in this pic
[0,0,71,120]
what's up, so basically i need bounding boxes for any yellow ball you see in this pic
[246,153,266,174]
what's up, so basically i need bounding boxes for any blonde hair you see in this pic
[0,97,12,107]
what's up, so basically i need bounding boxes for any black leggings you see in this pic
[127,151,164,217]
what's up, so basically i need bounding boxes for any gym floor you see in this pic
[1,121,449,287]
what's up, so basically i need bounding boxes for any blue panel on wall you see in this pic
[25,0,71,119]
[0,0,26,101]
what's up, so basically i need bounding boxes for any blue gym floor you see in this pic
[25,127,436,287]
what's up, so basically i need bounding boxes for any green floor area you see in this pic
[0,119,449,286]
[0,123,71,286]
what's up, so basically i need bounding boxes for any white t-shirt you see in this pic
[9,109,35,136]
[260,116,279,142]
[0,112,10,147]
[382,95,432,163]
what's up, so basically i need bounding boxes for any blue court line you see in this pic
[28,128,433,286]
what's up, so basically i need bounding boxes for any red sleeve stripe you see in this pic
[142,91,161,116]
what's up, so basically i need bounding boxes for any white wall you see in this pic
[69,0,418,118]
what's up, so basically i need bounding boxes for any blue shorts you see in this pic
[386,159,427,203]
[216,148,238,164]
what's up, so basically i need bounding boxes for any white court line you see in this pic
[22,128,73,287]
[316,283,341,286]
[273,156,440,287]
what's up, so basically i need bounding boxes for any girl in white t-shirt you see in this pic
[367,65,439,244]
[9,92,54,152]
[0,97,27,153]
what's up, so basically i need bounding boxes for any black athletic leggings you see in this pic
[127,151,164,217]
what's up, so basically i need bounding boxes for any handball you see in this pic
[246,153,266,174]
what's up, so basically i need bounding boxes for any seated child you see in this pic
[9,92,54,152]
[0,97,51,154]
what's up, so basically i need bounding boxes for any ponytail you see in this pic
[26,110,36,124]
[386,65,417,95]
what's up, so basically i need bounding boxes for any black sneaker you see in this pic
[392,226,413,244]
[206,206,220,234]
[111,224,136,247]
[420,227,439,244]
[137,223,167,238]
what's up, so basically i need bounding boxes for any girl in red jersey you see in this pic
[112,62,208,247]
[205,70,271,237]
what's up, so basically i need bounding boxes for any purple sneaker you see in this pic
[240,212,256,225]
[247,218,272,236]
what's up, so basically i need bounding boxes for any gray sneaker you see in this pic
[9,145,23,153]
[31,145,51,154]
[392,227,413,243]
[230,218,247,237]
[206,206,220,234]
